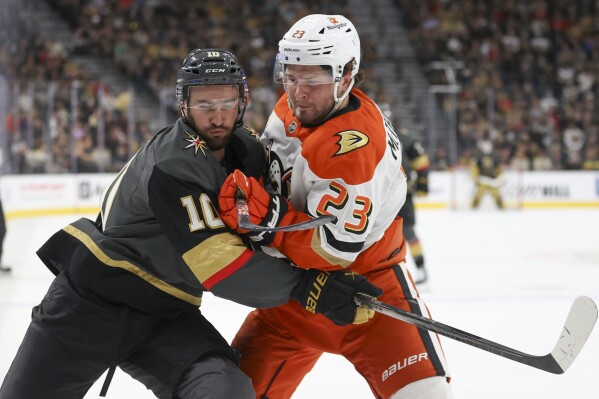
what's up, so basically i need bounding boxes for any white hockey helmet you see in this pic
[274,14,360,102]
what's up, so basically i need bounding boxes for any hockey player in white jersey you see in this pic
[219,14,453,399]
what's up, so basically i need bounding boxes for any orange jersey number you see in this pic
[316,182,372,235]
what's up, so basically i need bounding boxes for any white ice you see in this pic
[1,208,598,398]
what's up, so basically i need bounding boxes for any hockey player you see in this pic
[0,48,381,399]
[397,128,430,284]
[219,15,452,399]
[471,140,504,209]
[0,194,9,273]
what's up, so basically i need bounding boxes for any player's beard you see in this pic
[290,94,336,126]
[199,127,232,151]
[187,115,234,151]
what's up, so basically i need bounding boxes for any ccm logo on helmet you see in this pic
[205,68,226,73]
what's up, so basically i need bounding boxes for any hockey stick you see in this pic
[236,198,335,232]
[354,293,597,374]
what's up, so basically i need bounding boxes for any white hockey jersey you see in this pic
[261,89,408,274]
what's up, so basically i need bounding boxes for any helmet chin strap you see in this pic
[322,77,354,121]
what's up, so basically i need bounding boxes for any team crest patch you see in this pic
[288,121,297,133]
[334,130,369,155]
[184,131,208,157]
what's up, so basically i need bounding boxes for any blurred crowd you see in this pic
[0,0,153,173]
[1,0,389,173]
[397,0,599,170]
[1,0,598,174]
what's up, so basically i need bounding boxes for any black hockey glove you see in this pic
[291,269,383,326]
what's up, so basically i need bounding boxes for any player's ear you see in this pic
[338,73,352,94]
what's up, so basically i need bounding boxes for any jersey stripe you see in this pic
[394,264,449,377]
[201,248,253,289]
[182,232,251,287]
[321,225,365,253]
[100,156,134,230]
[63,224,201,306]
[310,228,352,268]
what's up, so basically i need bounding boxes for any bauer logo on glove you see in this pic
[291,269,383,326]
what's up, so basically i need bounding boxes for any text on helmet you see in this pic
[326,23,347,30]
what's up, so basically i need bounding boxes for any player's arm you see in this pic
[211,254,382,326]
[147,160,296,307]
[148,161,380,324]
[218,169,379,270]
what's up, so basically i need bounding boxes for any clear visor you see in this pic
[186,97,240,111]
[273,57,336,86]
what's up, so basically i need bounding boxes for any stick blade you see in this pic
[549,296,598,373]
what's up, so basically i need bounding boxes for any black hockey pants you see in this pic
[0,273,253,399]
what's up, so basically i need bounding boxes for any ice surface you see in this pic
[1,209,598,398]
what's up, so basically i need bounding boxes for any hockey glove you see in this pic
[291,269,383,326]
[218,169,292,246]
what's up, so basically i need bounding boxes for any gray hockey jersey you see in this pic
[37,118,303,316]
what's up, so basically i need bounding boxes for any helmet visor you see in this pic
[273,56,336,86]
[185,97,240,111]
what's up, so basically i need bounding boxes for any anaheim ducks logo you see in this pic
[334,130,369,156]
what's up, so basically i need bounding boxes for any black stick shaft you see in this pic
[355,293,564,374]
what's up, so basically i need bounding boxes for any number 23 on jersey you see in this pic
[315,181,372,235]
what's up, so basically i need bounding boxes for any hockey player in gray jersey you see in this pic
[0,48,381,399]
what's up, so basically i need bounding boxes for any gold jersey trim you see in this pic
[310,227,352,268]
[63,225,202,306]
[182,233,248,283]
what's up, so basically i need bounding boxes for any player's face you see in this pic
[283,65,344,125]
[185,85,239,151]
